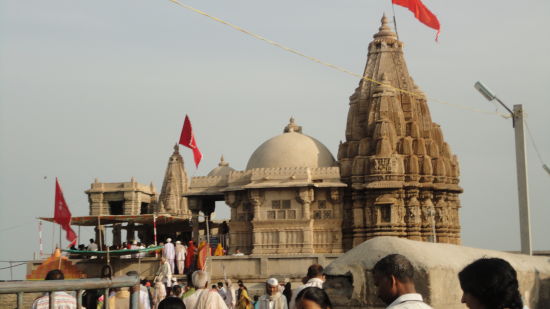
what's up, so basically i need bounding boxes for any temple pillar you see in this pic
[297,188,314,253]
[352,191,366,246]
[247,190,264,254]
[112,224,122,247]
[95,226,105,250]
[126,223,135,243]
[191,210,200,243]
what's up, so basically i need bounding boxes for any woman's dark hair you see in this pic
[158,297,186,309]
[458,258,523,309]
[172,285,183,296]
[295,287,332,309]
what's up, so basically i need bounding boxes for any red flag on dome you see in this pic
[392,0,440,41]
[54,178,77,245]
[179,115,203,168]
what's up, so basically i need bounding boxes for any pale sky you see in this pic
[1,0,549,280]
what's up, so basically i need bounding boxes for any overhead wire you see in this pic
[0,220,35,232]
[166,0,509,118]
[0,262,26,271]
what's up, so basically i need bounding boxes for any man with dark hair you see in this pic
[289,264,325,309]
[87,238,98,251]
[372,254,432,309]
[32,269,77,309]
[174,284,183,297]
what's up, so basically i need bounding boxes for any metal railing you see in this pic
[0,275,140,309]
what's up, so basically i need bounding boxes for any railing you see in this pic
[0,275,140,309]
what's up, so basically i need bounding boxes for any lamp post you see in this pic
[474,81,532,255]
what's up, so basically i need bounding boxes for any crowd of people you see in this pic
[32,253,527,309]
[74,237,235,262]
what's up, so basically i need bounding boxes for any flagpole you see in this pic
[39,221,44,257]
[391,2,400,40]
[51,222,55,254]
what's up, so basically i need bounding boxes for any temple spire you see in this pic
[339,16,462,249]
[158,145,190,216]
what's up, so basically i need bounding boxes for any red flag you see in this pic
[54,178,77,244]
[392,0,440,41]
[179,115,203,167]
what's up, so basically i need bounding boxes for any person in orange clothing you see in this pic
[214,243,224,256]
[185,240,197,275]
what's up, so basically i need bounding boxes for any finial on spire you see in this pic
[284,117,302,133]
[219,155,229,167]
[373,14,397,40]
[381,13,389,26]
[173,143,179,154]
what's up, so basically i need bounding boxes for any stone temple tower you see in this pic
[158,144,191,216]
[338,15,462,250]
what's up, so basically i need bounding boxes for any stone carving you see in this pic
[339,15,462,249]
[158,144,190,216]
[297,187,314,220]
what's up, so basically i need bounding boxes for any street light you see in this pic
[474,81,532,255]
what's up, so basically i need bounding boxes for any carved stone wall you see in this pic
[339,16,462,250]
[226,187,344,255]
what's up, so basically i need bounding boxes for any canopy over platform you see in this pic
[38,214,190,226]
[62,245,163,257]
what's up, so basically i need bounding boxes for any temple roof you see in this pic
[158,144,190,215]
[339,15,461,192]
[246,118,336,170]
[207,155,235,177]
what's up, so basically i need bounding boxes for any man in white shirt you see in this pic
[289,264,325,309]
[87,238,98,251]
[155,257,173,289]
[232,249,244,256]
[224,279,237,309]
[184,270,228,309]
[32,270,77,309]
[163,238,176,273]
[258,278,288,309]
[372,254,432,309]
[175,240,187,274]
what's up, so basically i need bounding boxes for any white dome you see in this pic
[246,131,336,170]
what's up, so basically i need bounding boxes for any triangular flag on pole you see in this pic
[392,0,441,41]
[179,115,203,168]
[54,178,77,244]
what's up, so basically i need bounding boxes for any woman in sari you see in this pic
[214,243,224,256]
[196,241,208,270]
[237,282,252,309]
[184,240,196,275]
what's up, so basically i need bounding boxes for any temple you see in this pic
[187,118,346,254]
[41,15,462,257]
[338,15,462,249]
